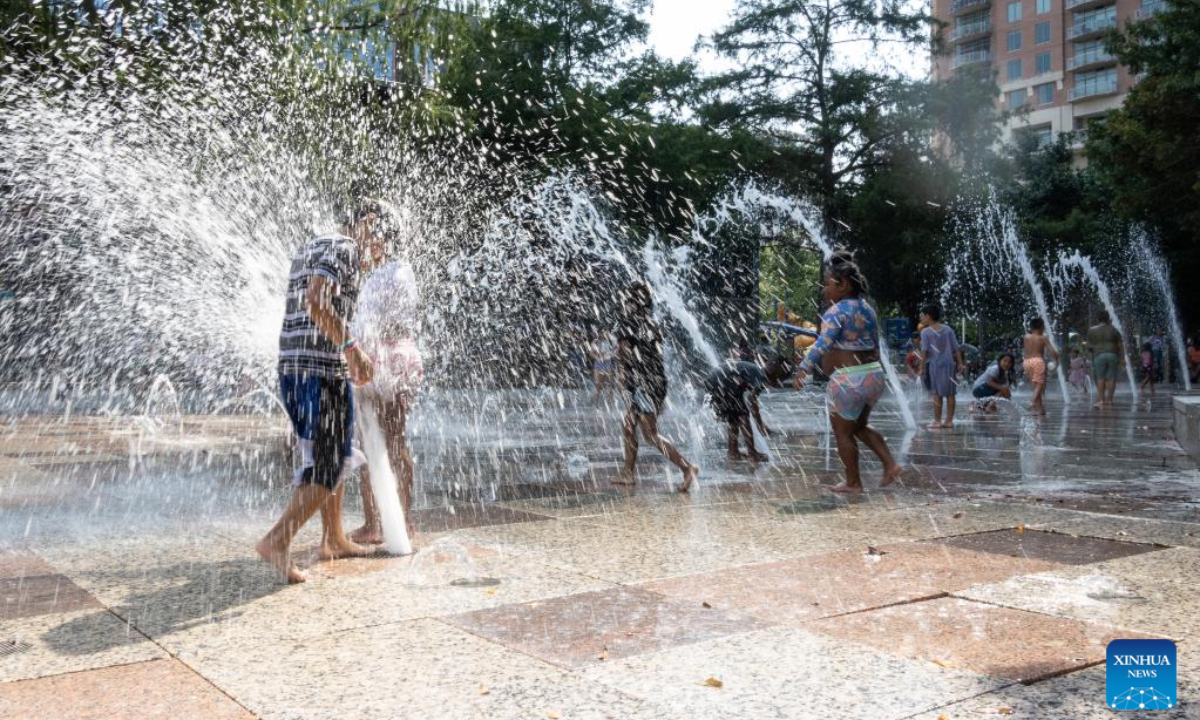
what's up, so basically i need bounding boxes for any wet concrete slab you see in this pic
[807,597,1152,683]
[932,528,1164,565]
[445,585,765,668]
[641,542,1063,625]
[0,609,167,683]
[0,390,1197,716]
[0,659,254,720]
[579,625,1006,720]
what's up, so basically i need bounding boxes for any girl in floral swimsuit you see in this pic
[793,251,903,493]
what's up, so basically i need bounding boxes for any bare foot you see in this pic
[349,525,384,545]
[925,423,944,432]
[942,423,954,432]
[727,451,749,461]
[678,464,699,493]
[828,483,865,494]
[612,470,637,486]
[256,538,306,584]
[748,452,769,463]
[880,464,903,487]
[318,539,376,561]
[1092,401,1104,409]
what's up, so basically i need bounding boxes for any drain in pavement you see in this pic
[0,639,32,656]
[450,577,502,588]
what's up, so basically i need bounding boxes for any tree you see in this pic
[1085,0,1200,325]
[700,0,931,209]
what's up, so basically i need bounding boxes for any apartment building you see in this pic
[933,0,1168,151]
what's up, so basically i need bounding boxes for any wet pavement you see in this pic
[1,387,1198,718]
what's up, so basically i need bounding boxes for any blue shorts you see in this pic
[279,374,354,490]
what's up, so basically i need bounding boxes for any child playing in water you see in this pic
[1068,349,1089,394]
[1022,317,1059,416]
[793,251,902,493]
[971,353,1015,413]
[918,304,964,430]
[705,358,770,462]
[1140,342,1156,396]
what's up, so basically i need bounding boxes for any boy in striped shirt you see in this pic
[256,198,389,583]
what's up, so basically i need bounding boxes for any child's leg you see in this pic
[349,466,384,545]
[615,408,639,484]
[944,394,957,427]
[637,414,698,491]
[257,484,330,584]
[726,421,743,459]
[930,395,943,426]
[740,416,767,461]
[319,483,373,559]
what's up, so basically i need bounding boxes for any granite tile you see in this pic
[933,528,1163,566]
[0,573,102,621]
[956,547,1200,638]
[469,673,687,720]
[642,542,1062,625]
[445,585,764,668]
[0,658,253,719]
[0,609,166,683]
[909,666,1192,719]
[459,514,901,583]
[1033,513,1200,549]
[146,543,614,658]
[581,625,1005,720]
[807,597,1151,683]
[0,549,56,579]
[411,503,554,533]
[184,618,561,720]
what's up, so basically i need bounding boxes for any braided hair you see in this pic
[826,249,870,296]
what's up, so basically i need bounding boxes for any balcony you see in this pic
[1069,79,1118,101]
[951,19,993,42]
[1068,15,1118,40]
[1067,48,1117,71]
[1065,0,1113,11]
[1137,0,1167,19]
[950,0,991,15]
[951,49,992,69]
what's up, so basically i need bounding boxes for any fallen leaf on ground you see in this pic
[547,711,561,719]
[486,588,497,596]
[478,684,489,696]
[932,659,957,669]
[997,706,1014,715]
[938,715,950,720]
[598,647,608,661]
[1016,524,1026,534]
[952,512,964,519]
[701,677,723,688]
[701,601,712,609]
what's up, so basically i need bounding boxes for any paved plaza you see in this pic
[1,388,1197,719]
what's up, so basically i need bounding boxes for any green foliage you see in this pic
[700,0,932,206]
[1084,1,1200,321]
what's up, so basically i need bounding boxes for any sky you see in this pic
[645,0,928,79]
[645,0,738,65]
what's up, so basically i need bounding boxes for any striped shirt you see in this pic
[277,235,362,379]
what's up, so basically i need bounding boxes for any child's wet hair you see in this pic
[920,303,941,322]
[1030,317,1045,332]
[826,249,869,294]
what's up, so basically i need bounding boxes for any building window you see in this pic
[1075,67,1118,98]
[1035,22,1051,44]
[1008,1,1023,22]
[1006,59,1022,80]
[1037,0,1051,13]
[1035,82,1056,104]
[1008,88,1027,108]
[1007,30,1022,51]
[1029,125,1054,148]
[1036,52,1052,74]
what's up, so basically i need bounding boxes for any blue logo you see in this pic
[1107,639,1177,711]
